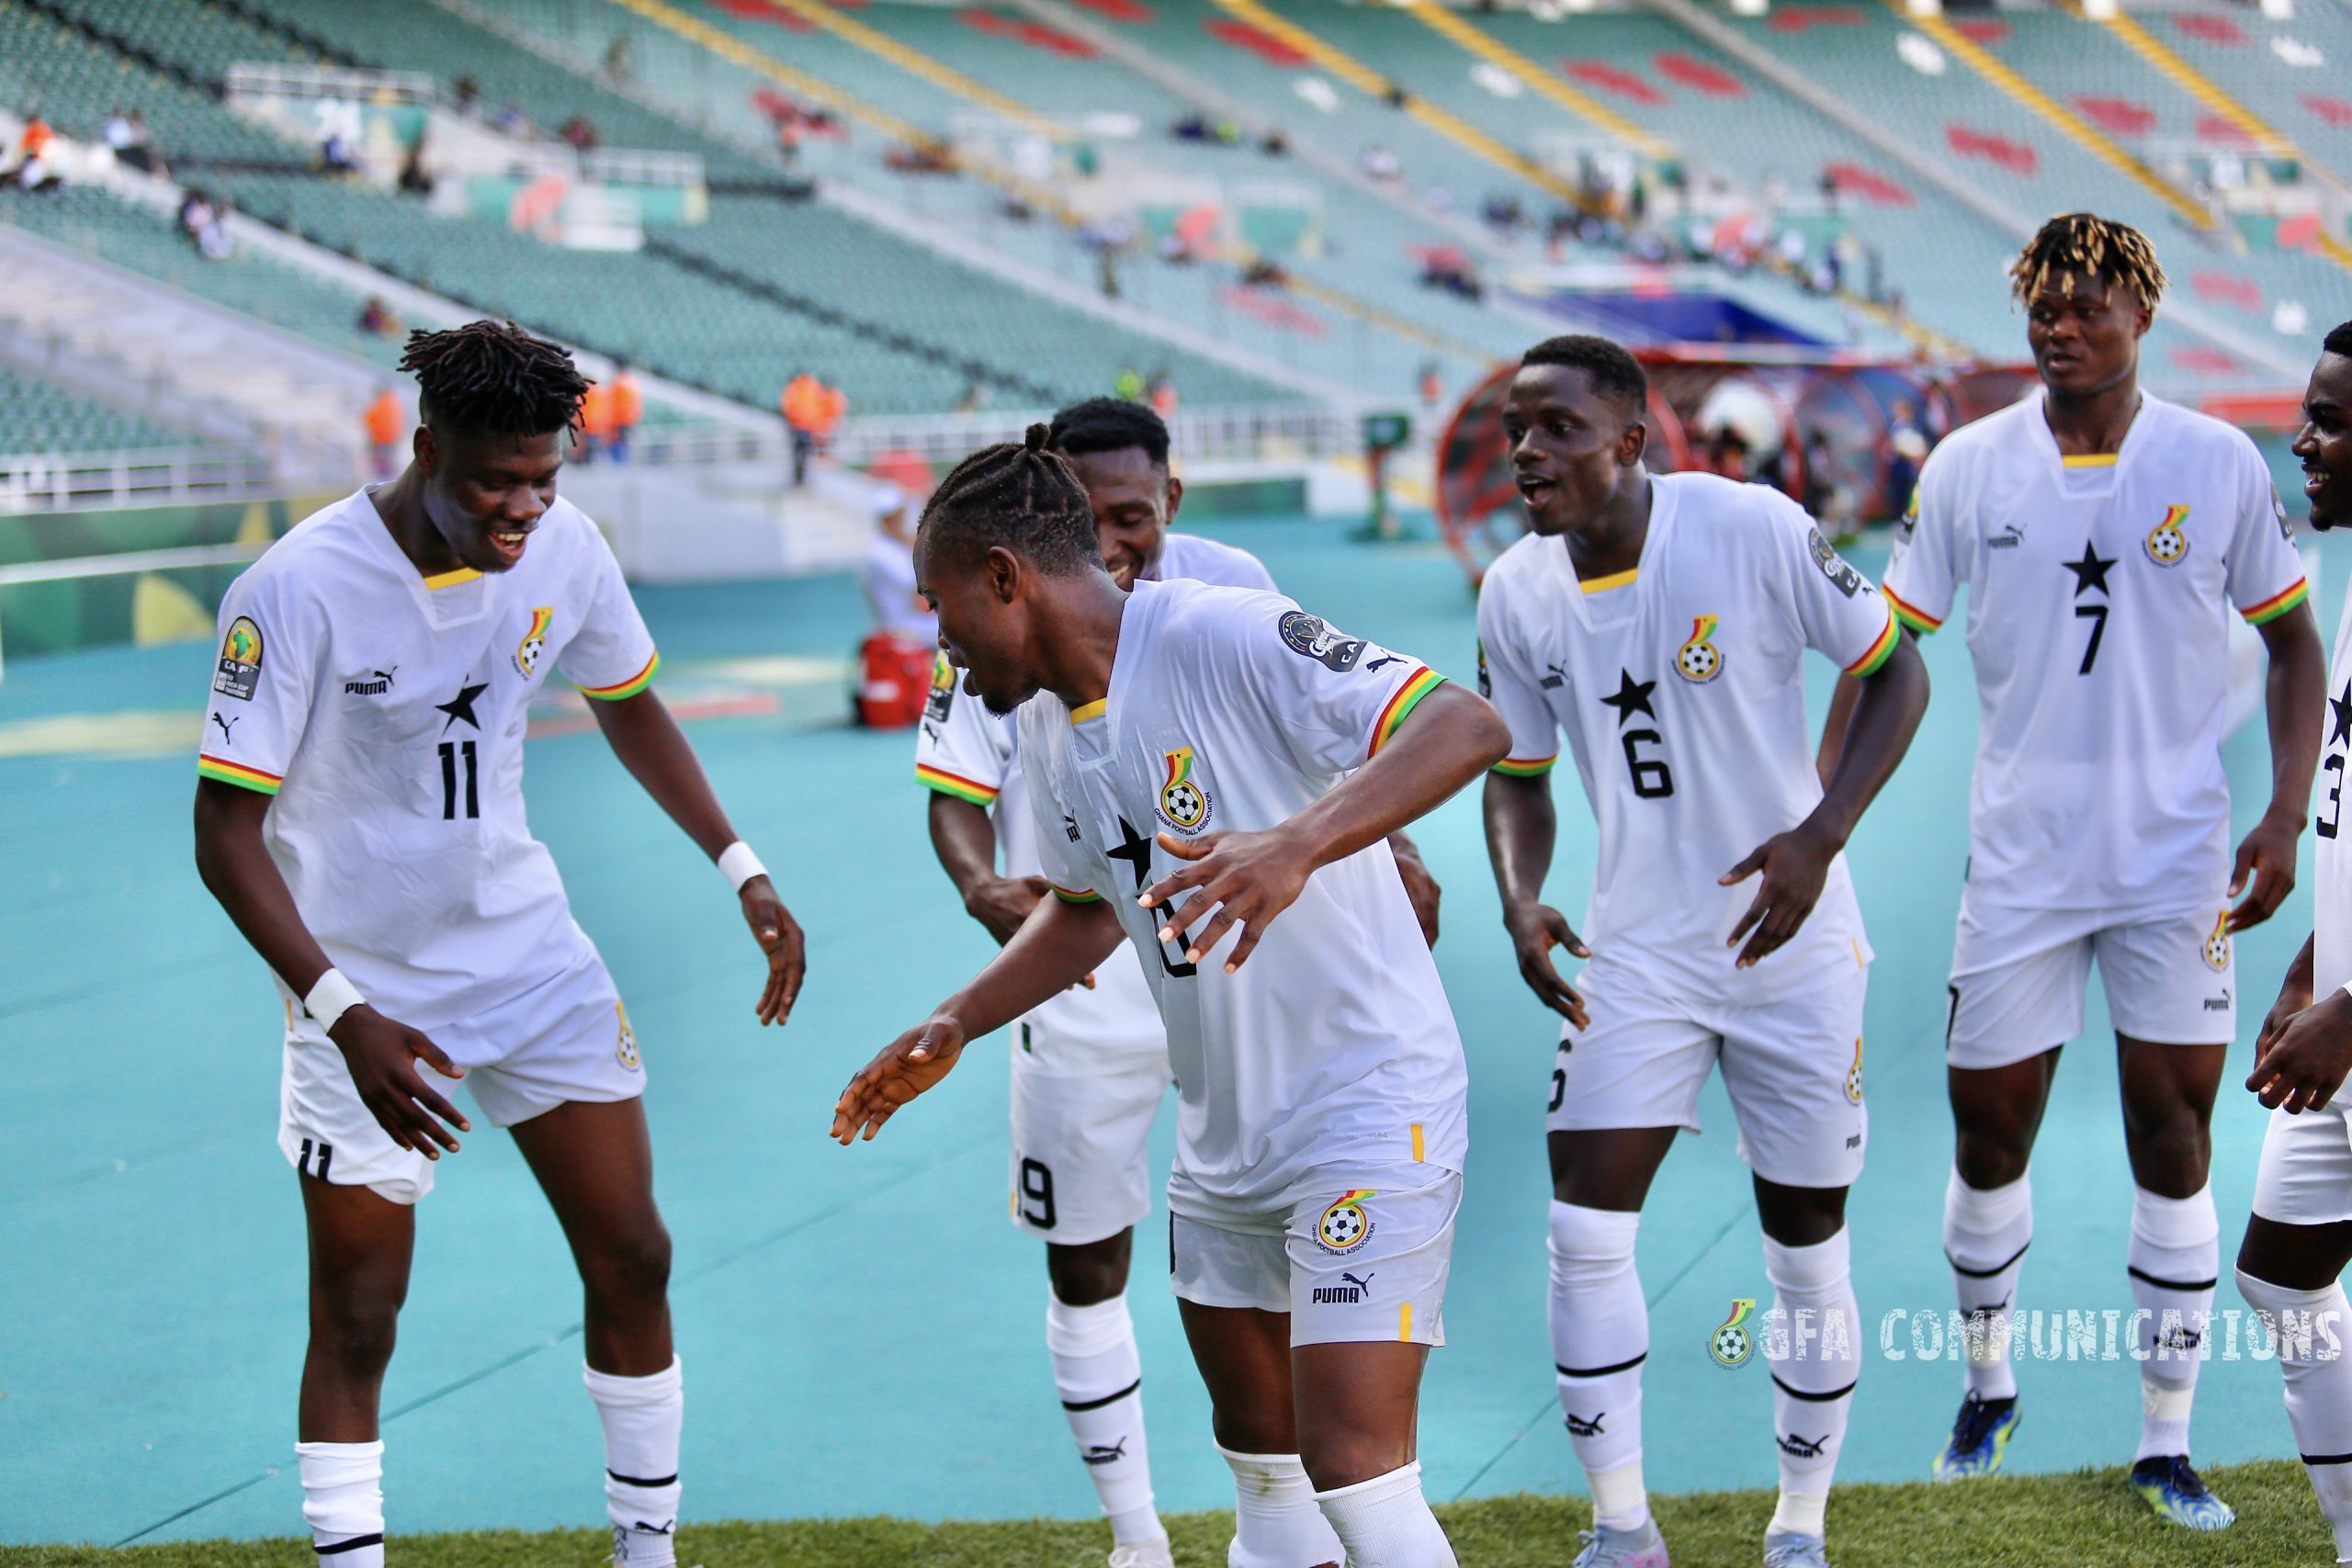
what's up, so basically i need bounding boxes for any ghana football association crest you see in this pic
[2145,504,2190,568]
[1844,1036,1864,1104]
[513,605,554,676]
[1159,745,1212,833]
[1315,1190,1376,1254]
[1709,1297,1758,1369]
[616,1001,640,1070]
[1675,614,1725,682]
[2201,909,2231,973]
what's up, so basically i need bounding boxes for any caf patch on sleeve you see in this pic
[214,615,264,701]
[1808,528,1866,598]
[1278,610,1365,672]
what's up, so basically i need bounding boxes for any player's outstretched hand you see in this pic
[1139,828,1311,973]
[2249,985,2352,1114]
[1721,819,1838,969]
[968,873,1051,946]
[832,1014,968,1144]
[2256,964,2315,1064]
[741,875,808,1026]
[1503,899,1589,1028]
[1392,840,1443,949]
[328,1009,470,1157]
[2228,811,2301,932]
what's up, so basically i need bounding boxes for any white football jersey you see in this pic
[913,532,1275,1052]
[1476,472,1895,1004]
[2313,580,2352,998]
[1016,578,1469,1205]
[198,490,659,1038]
[1883,391,2308,917]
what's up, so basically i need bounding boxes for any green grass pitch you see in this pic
[15,1463,2333,1566]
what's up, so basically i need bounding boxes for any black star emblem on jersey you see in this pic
[1598,668,1658,727]
[1108,815,1155,891]
[2061,544,2116,598]
[2330,678,2352,750]
[435,681,489,734]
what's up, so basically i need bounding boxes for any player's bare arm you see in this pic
[588,687,806,1023]
[1815,658,1868,786]
[194,778,471,1156]
[1724,629,1928,968]
[832,893,1126,1142]
[926,790,1049,944]
[2231,604,2325,932]
[1385,829,1442,946]
[1139,682,1508,972]
[1482,769,1590,1029]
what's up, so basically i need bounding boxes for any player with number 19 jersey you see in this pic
[197,488,660,1197]
[1476,472,1894,1180]
[1883,391,2307,1063]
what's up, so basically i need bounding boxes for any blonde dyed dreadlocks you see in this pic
[2008,213,2166,313]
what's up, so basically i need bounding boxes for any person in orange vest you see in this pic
[362,385,404,479]
[608,359,643,464]
[782,371,827,486]
[577,378,616,466]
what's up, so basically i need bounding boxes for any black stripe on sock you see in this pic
[1945,1242,2030,1280]
[1770,1372,1859,1403]
[2304,1451,2352,1466]
[2127,1265,2219,1292]
[1061,1377,1142,1413]
[607,1469,679,1489]
[1555,1352,1646,1379]
[314,1535,384,1557]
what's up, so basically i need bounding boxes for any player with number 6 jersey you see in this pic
[1839,214,2324,1528]
[1481,335,1928,1568]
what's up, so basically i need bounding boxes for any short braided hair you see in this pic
[401,320,590,440]
[2010,213,2166,313]
[918,423,1101,577]
[1047,397,1171,468]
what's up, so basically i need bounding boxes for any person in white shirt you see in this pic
[2241,323,2352,1567]
[858,481,934,643]
[1827,215,2324,1527]
[843,426,1508,1568]
[1480,336,1927,1568]
[191,322,806,1568]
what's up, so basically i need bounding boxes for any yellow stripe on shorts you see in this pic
[1399,1302,1413,1342]
[1411,1122,1424,1162]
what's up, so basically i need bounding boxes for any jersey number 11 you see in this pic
[439,740,480,819]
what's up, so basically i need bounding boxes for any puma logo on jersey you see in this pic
[343,667,397,695]
[209,711,239,745]
[1989,526,2025,550]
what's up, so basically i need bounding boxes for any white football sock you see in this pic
[1763,1229,1858,1540]
[2238,1269,2352,1562]
[297,1439,385,1567]
[1549,1201,1649,1531]
[583,1356,683,1567]
[2130,1185,2218,1461]
[1047,1292,1165,1546]
[1314,1461,1457,1568]
[1219,1446,1344,1568]
[1944,1169,2030,1402]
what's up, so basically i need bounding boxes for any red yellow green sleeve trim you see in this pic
[198,755,282,795]
[2241,578,2310,626]
[1368,668,1446,759]
[1882,584,1941,636]
[1050,884,1102,904]
[1493,754,1558,777]
[1843,610,1901,677]
[915,764,1001,806]
[578,651,660,701]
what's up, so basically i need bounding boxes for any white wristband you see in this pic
[718,840,768,893]
[304,967,366,1034]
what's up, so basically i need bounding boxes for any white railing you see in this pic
[224,62,436,105]
[0,448,282,515]
[582,147,705,189]
[616,404,1361,472]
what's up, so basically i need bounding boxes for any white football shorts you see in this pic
[277,956,645,1204]
[1167,1162,1459,1347]
[1007,1021,1171,1246]
[1946,896,2237,1068]
[1547,948,1870,1190]
[2253,1098,2352,1228]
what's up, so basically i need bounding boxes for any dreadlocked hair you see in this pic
[2009,213,2166,312]
[917,423,1101,577]
[400,320,590,440]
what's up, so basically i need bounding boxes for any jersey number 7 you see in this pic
[2075,604,2109,675]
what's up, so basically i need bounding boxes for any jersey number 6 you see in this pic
[1621,728,1674,799]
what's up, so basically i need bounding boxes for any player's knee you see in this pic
[1951,1122,2034,1189]
[1296,1428,1409,1494]
[2121,1100,2211,1179]
[1046,1235,1131,1305]
[311,1292,401,1376]
[1210,1405,1297,1458]
[587,1221,673,1310]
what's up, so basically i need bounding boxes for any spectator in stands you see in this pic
[321,130,358,175]
[453,75,481,117]
[1884,399,1928,520]
[103,108,131,152]
[577,377,615,466]
[115,109,156,175]
[1114,367,1146,402]
[492,103,528,136]
[397,139,434,198]
[4,115,61,193]
[356,297,402,340]
[177,187,232,257]
[1418,360,1443,408]
[782,371,831,487]
[1360,143,1402,183]
[560,117,601,152]
[858,483,932,643]
[1148,368,1177,418]
[604,33,634,86]
[363,386,404,479]
[608,360,644,464]
[954,379,988,414]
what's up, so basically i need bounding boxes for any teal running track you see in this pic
[2,514,2342,1547]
